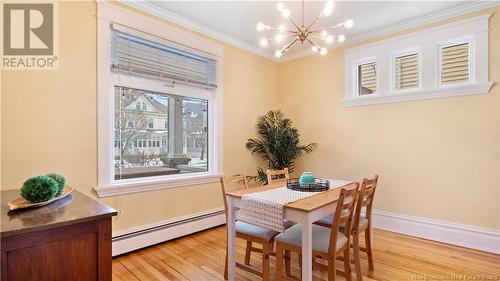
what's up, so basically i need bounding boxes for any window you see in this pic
[98,3,223,196]
[344,14,491,107]
[440,42,469,85]
[394,53,419,91]
[114,86,209,180]
[358,62,377,96]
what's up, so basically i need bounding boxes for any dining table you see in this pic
[225,180,353,281]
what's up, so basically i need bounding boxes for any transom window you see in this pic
[358,62,377,96]
[394,53,419,91]
[344,14,490,107]
[440,42,470,85]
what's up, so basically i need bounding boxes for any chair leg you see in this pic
[276,243,284,281]
[328,255,336,281]
[244,241,252,265]
[262,242,270,281]
[224,247,228,280]
[284,250,291,276]
[352,233,363,281]
[365,227,375,271]
[343,245,352,281]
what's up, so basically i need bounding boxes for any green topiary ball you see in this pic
[46,173,66,196]
[20,176,59,203]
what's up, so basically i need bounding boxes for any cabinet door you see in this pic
[7,231,97,281]
[3,222,105,281]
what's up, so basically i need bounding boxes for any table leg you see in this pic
[301,215,313,281]
[227,196,236,281]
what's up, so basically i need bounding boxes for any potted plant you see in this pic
[246,110,317,184]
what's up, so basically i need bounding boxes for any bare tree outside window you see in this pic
[114,86,208,180]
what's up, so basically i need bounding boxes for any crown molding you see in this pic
[120,0,498,64]
[120,0,278,62]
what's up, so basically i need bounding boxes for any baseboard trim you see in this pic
[371,209,500,254]
[111,208,500,256]
[112,208,226,256]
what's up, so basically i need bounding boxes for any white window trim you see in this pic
[344,14,492,107]
[389,47,423,94]
[96,2,224,197]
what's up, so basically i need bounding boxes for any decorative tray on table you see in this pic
[286,178,330,192]
[8,186,74,211]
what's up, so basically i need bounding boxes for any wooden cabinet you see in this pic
[1,190,116,281]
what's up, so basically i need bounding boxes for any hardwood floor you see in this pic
[113,226,500,281]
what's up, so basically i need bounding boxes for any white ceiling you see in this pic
[140,1,495,61]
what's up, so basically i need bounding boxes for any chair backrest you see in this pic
[352,175,379,233]
[220,173,248,220]
[328,182,359,255]
[266,168,289,185]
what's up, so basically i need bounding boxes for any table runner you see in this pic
[236,179,352,232]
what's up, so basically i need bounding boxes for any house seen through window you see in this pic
[114,86,209,180]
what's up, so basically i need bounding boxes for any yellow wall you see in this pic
[1,1,279,232]
[278,7,500,229]
[1,2,498,233]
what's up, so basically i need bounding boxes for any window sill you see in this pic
[94,174,221,197]
[343,82,493,107]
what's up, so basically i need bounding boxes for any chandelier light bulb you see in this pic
[320,30,328,37]
[276,2,284,12]
[256,22,265,31]
[282,8,291,18]
[278,24,286,32]
[337,34,346,43]
[322,1,335,16]
[320,48,328,56]
[275,50,282,58]
[274,33,284,43]
[311,46,318,53]
[344,19,354,28]
[260,39,268,47]
[325,35,334,44]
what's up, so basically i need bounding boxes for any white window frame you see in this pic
[344,14,492,107]
[352,57,379,98]
[95,2,224,197]
[390,47,422,94]
[437,35,475,88]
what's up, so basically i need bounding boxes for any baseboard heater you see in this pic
[112,208,226,256]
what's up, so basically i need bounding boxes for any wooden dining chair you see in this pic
[315,175,379,281]
[266,168,289,185]
[274,182,359,281]
[221,173,278,281]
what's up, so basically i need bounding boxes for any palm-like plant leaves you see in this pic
[246,110,317,184]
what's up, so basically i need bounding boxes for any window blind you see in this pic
[111,27,217,90]
[358,63,377,95]
[395,53,419,91]
[441,43,469,84]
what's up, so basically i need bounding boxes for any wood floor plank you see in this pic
[113,226,500,281]
[112,259,140,281]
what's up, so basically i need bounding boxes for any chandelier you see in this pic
[256,0,353,58]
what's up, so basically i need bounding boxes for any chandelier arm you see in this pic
[324,24,344,30]
[305,16,321,31]
[288,16,301,31]
[309,34,324,40]
[306,38,321,48]
[282,39,298,53]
